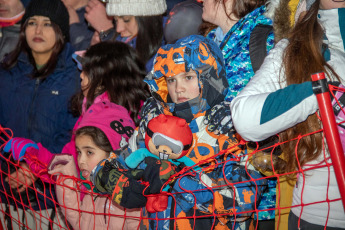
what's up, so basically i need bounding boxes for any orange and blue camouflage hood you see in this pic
[144,35,228,123]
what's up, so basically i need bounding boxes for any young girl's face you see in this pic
[25,16,56,64]
[76,134,108,181]
[166,70,200,104]
[80,71,89,97]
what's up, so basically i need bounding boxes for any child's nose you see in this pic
[175,80,185,92]
[78,154,87,165]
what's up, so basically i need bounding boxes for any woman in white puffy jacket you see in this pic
[231,0,345,229]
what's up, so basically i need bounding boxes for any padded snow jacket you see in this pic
[0,43,80,153]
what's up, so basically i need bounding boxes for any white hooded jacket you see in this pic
[231,8,345,228]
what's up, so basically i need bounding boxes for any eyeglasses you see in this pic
[99,0,108,3]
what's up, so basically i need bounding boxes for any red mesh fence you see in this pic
[0,80,344,230]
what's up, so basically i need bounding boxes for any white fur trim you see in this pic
[264,0,282,20]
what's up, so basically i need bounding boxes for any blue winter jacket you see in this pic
[0,43,80,153]
[207,6,274,102]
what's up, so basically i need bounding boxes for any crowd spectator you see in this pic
[231,0,345,229]
[0,0,79,228]
[0,0,29,61]
[201,1,278,228]
[164,0,203,44]
[4,41,149,229]
[84,0,114,46]
[62,0,95,50]
[202,0,274,102]
[101,0,167,72]
[92,35,267,230]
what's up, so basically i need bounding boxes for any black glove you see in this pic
[93,160,147,209]
[204,101,233,134]
[142,157,177,194]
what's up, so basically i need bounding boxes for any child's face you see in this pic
[76,134,108,181]
[80,71,89,97]
[166,70,200,104]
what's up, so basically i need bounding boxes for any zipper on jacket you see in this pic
[27,78,40,139]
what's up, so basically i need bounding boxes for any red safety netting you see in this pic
[0,81,344,230]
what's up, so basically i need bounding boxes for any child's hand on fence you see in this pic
[92,160,147,209]
[48,154,78,179]
[4,137,39,161]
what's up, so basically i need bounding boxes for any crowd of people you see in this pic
[0,0,344,229]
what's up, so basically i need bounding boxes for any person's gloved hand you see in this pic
[4,138,39,161]
[90,158,124,189]
[204,101,233,134]
[92,160,147,209]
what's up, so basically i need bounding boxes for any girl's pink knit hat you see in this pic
[77,101,135,151]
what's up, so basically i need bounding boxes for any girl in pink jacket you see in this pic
[4,41,149,183]
[47,101,141,230]
[4,41,148,229]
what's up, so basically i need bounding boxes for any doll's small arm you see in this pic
[125,148,153,169]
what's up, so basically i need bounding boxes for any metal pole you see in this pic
[311,72,345,209]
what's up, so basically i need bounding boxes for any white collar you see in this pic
[318,8,345,52]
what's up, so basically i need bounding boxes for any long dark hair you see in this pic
[2,19,65,79]
[278,0,340,178]
[114,15,163,66]
[135,15,164,65]
[70,41,149,126]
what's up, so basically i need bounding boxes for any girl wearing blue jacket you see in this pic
[0,0,79,228]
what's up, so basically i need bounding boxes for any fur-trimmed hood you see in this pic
[265,0,301,42]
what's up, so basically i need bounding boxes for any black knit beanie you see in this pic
[20,0,31,8]
[22,0,70,42]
